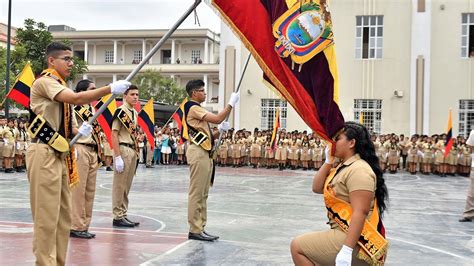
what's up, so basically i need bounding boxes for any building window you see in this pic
[355,15,383,59]
[261,99,287,130]
[133,50,143,64]
[354,99,382,135]
[459,99,474,137]
[461,13,474,58]
[162,50,171,64]
[191,50,201,64]
[105,50,114,63]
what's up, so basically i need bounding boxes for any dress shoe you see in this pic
[113,218,135,227]
[459,217,472,222]
[16,167,25,172]
[87,231,96,238]
[188,232,217,241]
[203,231,219,240]
[145,165,154,168]
[125,217,140,226]
[70,230,93,239]
[106,166,113,171]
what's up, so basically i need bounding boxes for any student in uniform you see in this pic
[14,118,28,172]
[26,42,130,265]
[290,122,389,266]
[459,130,473,222]
[111,85,141,227]
[184,79,239,241]
[70,79,103,239]
[2,118,16,173]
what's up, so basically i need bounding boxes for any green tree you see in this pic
[132,69,187,105]
[14,18,87,80]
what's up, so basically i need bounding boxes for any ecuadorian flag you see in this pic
[138,99,155,150]
[444,109,453,157]
[212,0,344,143]
[171,98,189,143]
[5,62,35,108]
[94,94,117,149]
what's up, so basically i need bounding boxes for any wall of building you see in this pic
[430,0,474,135]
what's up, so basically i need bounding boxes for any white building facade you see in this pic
[51,28,221,110]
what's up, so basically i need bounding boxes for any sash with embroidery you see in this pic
[114,108,139,155]
[39,69,79,188]
[74,105,103,158]
[324,167,388,265]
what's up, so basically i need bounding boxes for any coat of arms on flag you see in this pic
[273,0,334,65]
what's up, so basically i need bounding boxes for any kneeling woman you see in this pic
[291,122,389,266]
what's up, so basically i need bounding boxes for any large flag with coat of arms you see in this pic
[211,0,344,142]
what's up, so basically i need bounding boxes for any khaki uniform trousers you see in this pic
[186,144,213,233]
[463,171,474,219]
[146,142,153,166]
[112,146,138,219]
[26,143,71,266]
[71,144,99,231]
[0,141,4,167]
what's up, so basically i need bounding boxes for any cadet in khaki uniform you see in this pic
[14,118,28,172]
[291,122,389,266]
[459,130,473,222]
[0,116,6,170]
[70,80,101,239]
[2,118,16,173]
[26,42,130,265]
[111,85,140,227]
[185,79,239,241]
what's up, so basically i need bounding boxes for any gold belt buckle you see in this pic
[191,131,208,146]
[28,115,47,138]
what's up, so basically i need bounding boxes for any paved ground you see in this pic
[0,164,473,265]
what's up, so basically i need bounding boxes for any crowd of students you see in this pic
[138,126,472,177]
[2,116,471,177]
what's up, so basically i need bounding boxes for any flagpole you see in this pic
[212,53,252,153]
[70,0,202,147]
[4,0,12,117]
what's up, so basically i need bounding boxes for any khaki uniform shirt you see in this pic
[75,104,96,145]
[328,154,376,229]
[3,126,16,142]
[186,103,211,144]
[30,76,78,134]
[112,103,138,145]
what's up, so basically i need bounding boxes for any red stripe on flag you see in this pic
[138,117,155,150]
[7,88,30,108]
[97,115,113,150]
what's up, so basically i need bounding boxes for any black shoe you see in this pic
[87,231,96,238]
[124,217,140,226]
[459,217,472,222]
[5,168,14,173]
[16,167,25,172]
[145,165,154,168]
[70,230,93,239]
[106,167,113,171]
[203,231,219,240]
[188,232,216,241]
[113,218,135,227]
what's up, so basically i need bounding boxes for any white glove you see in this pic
[24,143,29,150]
[4,139,8,145]
[110,80,131,95]
[74,148,78,160]
[16,142,20,150]
[114,156,124,173]
[78,122,93,137]
[218,121,230,132]
[325,146,334,164]
[335,245,353,266]
[227,92,240,108]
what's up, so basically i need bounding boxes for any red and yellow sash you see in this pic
[40,69,79,188]
[323,168,388,265]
